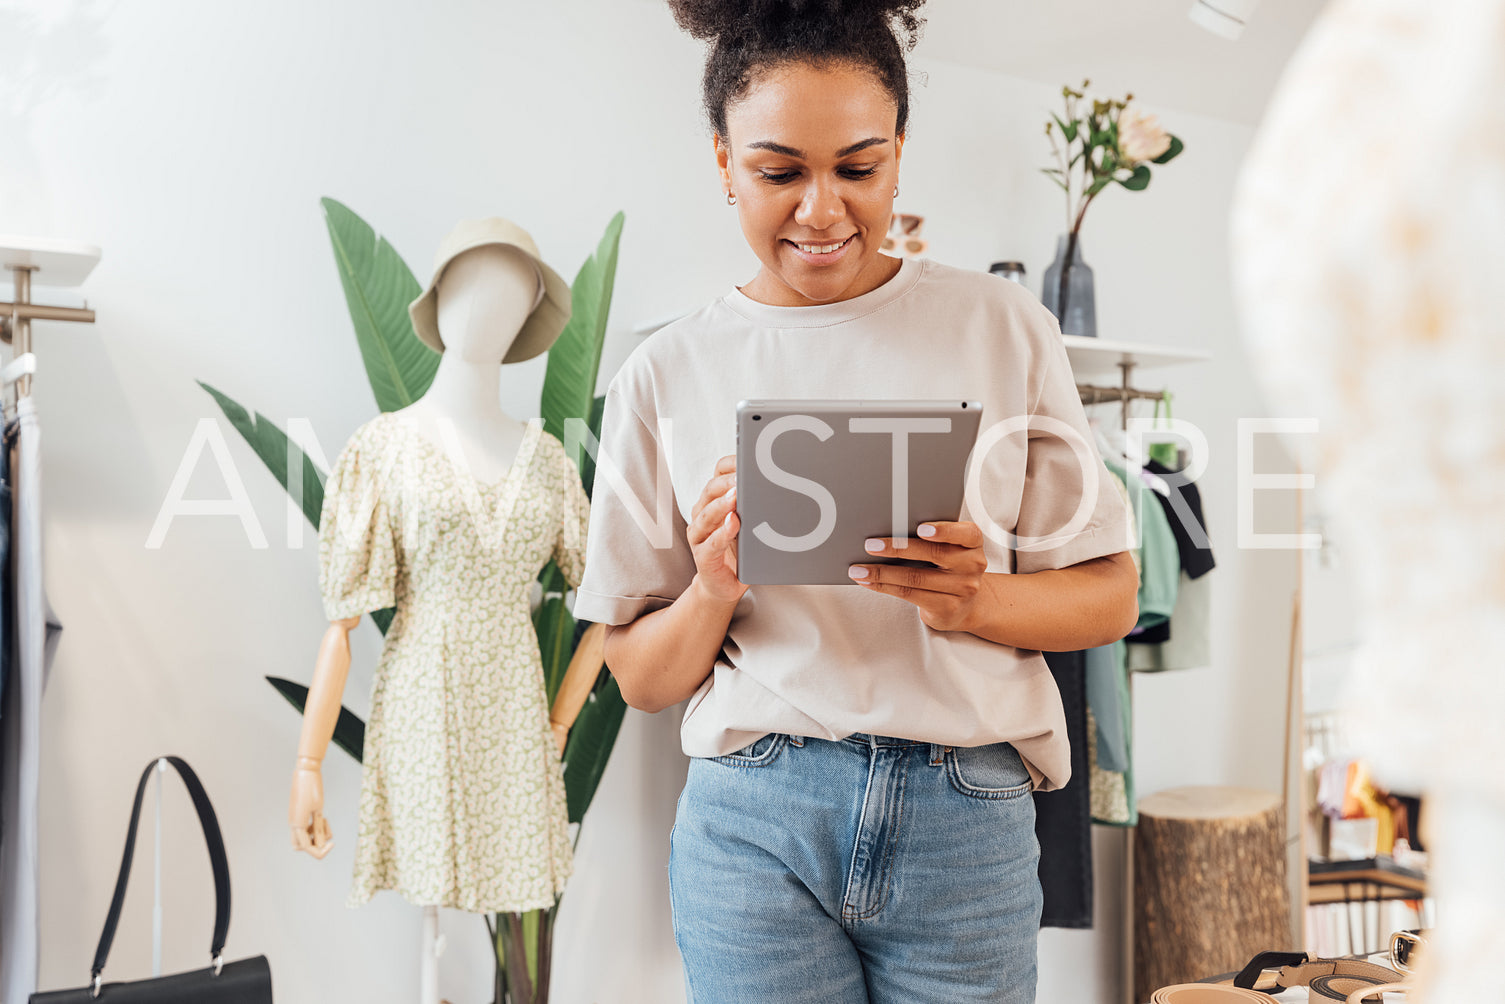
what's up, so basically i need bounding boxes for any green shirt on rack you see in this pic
[1104,456,1179,629]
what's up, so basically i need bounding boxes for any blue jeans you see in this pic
[668,732,1043,1003]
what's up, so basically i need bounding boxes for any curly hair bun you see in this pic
[669,0,928,139]
[669,0,927,51]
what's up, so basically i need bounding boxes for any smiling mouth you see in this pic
[783,235,855,254]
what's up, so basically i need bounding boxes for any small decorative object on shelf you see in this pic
[1040,79,1185,337]
[881,213,927,257]
[988,260,1027,286]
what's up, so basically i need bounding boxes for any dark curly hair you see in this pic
[668,0,928,141]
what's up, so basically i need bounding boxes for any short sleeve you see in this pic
[318,431,399,620]
[571,374,698,626]
[550,436,591,591]
[1013,332,1133,574]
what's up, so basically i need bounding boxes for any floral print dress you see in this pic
[317,410,589,914]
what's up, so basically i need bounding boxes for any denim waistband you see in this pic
[839,732,930,749]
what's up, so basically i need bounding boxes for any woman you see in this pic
[572,1,1140,1000]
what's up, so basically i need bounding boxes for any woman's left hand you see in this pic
[848,520,990,633]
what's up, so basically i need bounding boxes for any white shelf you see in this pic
[0,234,102,288]
[1061,334,1209,376]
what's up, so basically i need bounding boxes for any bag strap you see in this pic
[91,756,231,986]
[1234,950,1309,992]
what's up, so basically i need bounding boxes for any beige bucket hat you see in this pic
[408,217,572,362]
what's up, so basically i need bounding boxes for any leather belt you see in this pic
[1234,952,1403,1002]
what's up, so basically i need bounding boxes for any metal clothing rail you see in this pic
[1075,354,1170,432]
[0,236,103,400]
[1078,382,1169,426]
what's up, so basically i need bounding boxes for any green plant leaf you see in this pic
[267,676,367,763]
[198,380,326,531]
[320,197,438,413]
[522,909,540,990]
[533,591,575,706]
[541,212,624,466]
[1086,175,1114,198]
[1038,168,1068,193]
[1152,135,1184,165]
[562,672,628,825]
[580,394,605,501]
[198,378,396,636]
[1050,112,1077,144]
[538,560,567,597]
[1119,164,1153,191]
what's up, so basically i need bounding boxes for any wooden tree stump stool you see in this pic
[1134,786,1292,1002]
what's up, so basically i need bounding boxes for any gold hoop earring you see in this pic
[893,185,900,198]
[726,191,737,205]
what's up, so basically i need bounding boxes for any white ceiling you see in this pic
[915,0,1328,125]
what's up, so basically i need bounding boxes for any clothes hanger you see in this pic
[1088,411,1127,463]
[1,351,35,422]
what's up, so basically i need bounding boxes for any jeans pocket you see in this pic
[706,732,788,768]
[944,741,1033,800]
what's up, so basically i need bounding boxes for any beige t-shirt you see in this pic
[573,256,1131,791]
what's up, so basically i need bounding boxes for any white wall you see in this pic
[8,1,1301,1001]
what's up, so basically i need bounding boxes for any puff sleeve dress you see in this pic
[317,411,590,913]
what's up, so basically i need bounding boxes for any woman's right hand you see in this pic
[688,454,747,605]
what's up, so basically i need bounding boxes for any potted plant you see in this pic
[1040,79,1184,337]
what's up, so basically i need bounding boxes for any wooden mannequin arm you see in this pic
[297,616,360,765]
[549,622,607,754]
[289,616,359,857]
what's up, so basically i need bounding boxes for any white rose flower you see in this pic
[1117,108,1172,164]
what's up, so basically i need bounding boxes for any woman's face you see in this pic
[716,60,904,307]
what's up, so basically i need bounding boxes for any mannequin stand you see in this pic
[421,905,445,1004]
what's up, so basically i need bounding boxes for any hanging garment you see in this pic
[1,397,64,1002]
[1087,473,1136,774]
[1103,456,1178,631]
[1124,455,1215,671]
[1086,641,1130,774]
[1088,705,1135,826]
[1128,618,1170,645]
[1034,649,1093,929]
[1140,458,1215,580]
[0,421,11,772]
[318,412,589,914]
[1127,570,1212,673]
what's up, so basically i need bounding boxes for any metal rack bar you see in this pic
[1075,357,1170,1004]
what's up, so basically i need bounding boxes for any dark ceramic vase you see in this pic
[1040,233,1097,337]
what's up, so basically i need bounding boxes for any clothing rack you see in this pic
[0,236,98,1001]
[1076,355,1170,432]
[1071,350,1190,1004]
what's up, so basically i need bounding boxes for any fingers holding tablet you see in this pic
[858,521,987,569]
[691,454,737,520]
[688,455,747,605]
[849,519,990,632]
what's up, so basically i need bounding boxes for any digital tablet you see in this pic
[734,399,984,585]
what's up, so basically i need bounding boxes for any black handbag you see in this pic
[31,756,272,1003]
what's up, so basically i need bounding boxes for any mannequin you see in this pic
[395,244,541,481]
[288,239,599,1003]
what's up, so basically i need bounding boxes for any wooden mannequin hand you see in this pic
[688,454,747,606]
[289,760,334,858]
